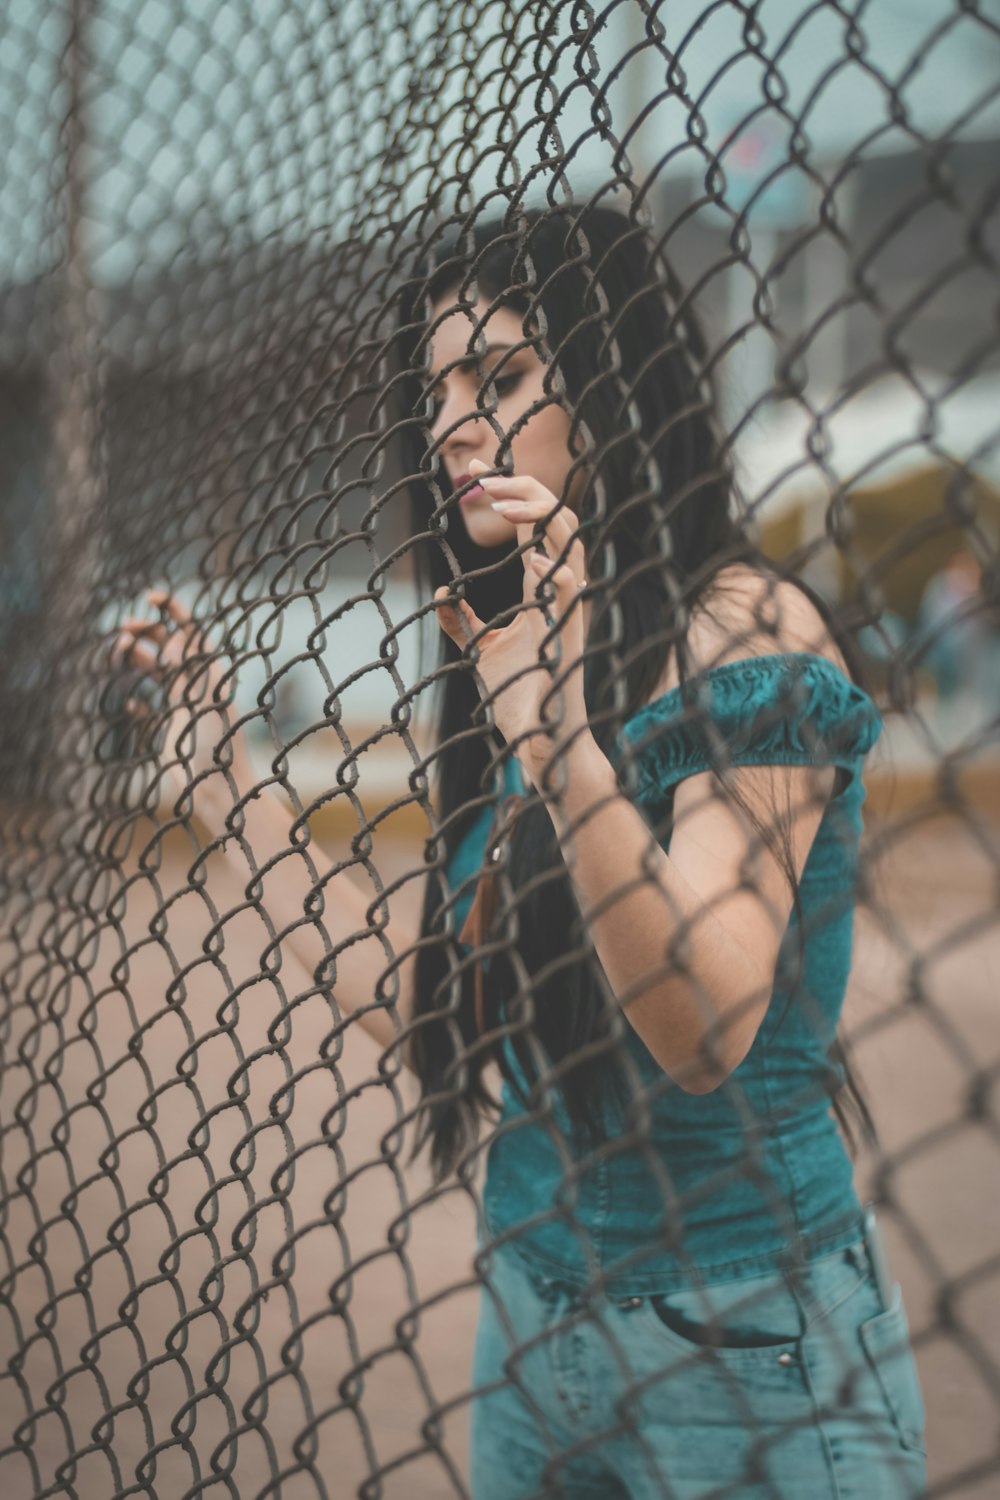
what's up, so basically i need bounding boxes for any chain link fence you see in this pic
[2,1,1000,1496]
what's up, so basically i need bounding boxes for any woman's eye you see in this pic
[489,372,521,399]
[426,371,521,424]
[427,389,445,422]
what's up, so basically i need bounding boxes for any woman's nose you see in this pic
[430,395,485,448]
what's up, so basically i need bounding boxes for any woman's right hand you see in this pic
[111,588,258,832]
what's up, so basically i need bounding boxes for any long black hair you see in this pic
[390,199,874,1184]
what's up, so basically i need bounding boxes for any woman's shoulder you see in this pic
[645,564,850,708]
[617,565,882,796]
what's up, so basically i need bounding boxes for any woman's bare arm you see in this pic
[113,591,422,1069]
[213,787,422,1067]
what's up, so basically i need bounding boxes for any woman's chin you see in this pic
[461,517,516,550]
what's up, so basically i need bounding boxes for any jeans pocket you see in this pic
[648,1274,803,1365]
[858,1284,927,1454]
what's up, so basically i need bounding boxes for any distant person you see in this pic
[857,609,908,673]
[916,547,991,706]
[274,674,304,736]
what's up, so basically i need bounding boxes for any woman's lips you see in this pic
[453,474,485,502]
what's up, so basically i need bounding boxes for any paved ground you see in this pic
[0,803,997,1499]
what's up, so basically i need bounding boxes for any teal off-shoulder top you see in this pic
[445,651,884,1295]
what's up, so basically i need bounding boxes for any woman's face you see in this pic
[425,293,584,547]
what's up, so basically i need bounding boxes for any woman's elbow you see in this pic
[678,1070,728,1096]
[667,1008,766,1094]
[626,968,771,1094]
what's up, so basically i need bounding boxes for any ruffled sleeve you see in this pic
[611,651,883,806]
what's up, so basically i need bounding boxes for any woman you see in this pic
[113,202,926,1498]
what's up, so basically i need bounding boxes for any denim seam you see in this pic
[800,1248,870,1334]
[549,1297,591,1429]
[485,1209,867,1296]
[594,1142,610,1265]
[858,1295,928,1456]
[793,1274,847,1500]
[759,996,811,1256]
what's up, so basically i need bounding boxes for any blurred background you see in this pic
[1,1,999,1496]
[5,1,1000,804]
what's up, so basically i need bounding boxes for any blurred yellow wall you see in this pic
[759,464,1000,621]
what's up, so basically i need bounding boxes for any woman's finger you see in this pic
[113,633,161,671]
[485,488,577,540]
[509,511,587,598]
[528,551,580,608]
[474,469,571,524]
[433,586,488,650]
[498,502,580,560]
[471,467,548,502]
[149,589,214,655]
[117,615,172,647]
[477,474,587,586]
[527,554,587,686]
[115,595,212,667]
[148,589,193,627]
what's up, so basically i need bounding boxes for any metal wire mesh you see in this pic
[2,1,999,1497]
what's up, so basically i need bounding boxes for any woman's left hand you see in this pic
[433,459,593,789]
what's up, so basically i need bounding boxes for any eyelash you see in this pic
[429,371,521,421]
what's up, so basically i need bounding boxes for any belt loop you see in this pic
[787,1263,812,1341]
[862,1203,895,1309]
[844,1240,865,1276]
[777,1246,813,1339]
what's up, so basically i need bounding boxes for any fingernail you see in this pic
[490,500,523,511]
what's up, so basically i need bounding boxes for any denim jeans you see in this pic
[469,1221,927,1499]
